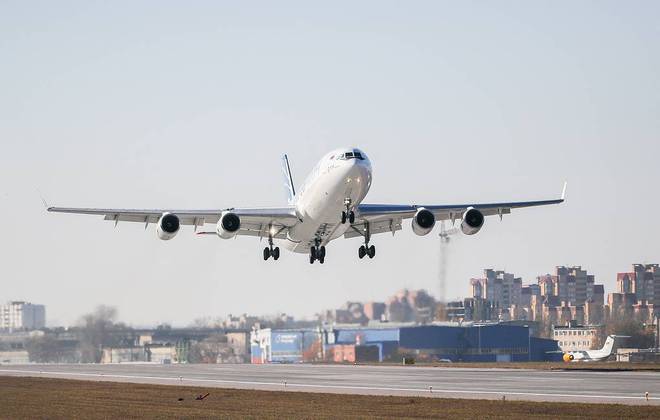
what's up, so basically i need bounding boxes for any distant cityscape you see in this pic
[319,264,659,338]
[1,263,658,365]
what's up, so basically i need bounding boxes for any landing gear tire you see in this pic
[348,211,355,224]
[263,247,271,261]
[318,246,326,264]
[341,211,347,224]
[310,245,326,264]
[309,246,317,264]
[272,247,280,260]
[358,245,366,259]
[368,245,376,259]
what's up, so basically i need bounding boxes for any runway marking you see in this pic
[1,368,658,402]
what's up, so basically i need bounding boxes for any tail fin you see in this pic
[282,154,296,205]
[602,335,628,355]
[601,336,615,354]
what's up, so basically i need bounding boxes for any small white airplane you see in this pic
[48,148,566,264]
[559,335,628,362]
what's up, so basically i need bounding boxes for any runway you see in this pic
[1,363,659,405]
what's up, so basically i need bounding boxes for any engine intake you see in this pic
[461,207,484,235]
[217,211,241,239]
[157,213,180,240]
[412,208,435,236]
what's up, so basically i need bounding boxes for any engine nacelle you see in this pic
[157,213,180,240]
[216,211,241,239]
[461,207,484,235]
[411,208,436,236]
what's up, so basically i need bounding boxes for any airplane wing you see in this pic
[346,183,566,238]
[47,206,299,239]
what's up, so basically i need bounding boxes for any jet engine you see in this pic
[157,213,180,240]
[216,211,241,239]
[411,208,436,236]
[461,207,484,235]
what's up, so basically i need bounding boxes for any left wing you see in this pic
[345,182,566,238]
[47,206,299,238]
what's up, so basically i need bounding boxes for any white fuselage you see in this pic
[563,336,617,362]
[282,149,372,253]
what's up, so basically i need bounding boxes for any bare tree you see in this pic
[77,305,129,363]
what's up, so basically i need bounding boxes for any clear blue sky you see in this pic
[1,1,658,326]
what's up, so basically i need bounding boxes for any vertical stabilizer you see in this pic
[282,154,296,205]
[601,335,628,356]
[601,336,616,355]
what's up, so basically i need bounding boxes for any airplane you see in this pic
[47,147,567,264]
[559,335,628,362]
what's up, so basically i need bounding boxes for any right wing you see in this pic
[47,206,299,239]
[345,183,566,239]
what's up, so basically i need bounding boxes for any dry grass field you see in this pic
[1,376,658,419]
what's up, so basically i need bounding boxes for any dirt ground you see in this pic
[1,376,658,419]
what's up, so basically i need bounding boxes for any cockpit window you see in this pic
[337,150,365,160]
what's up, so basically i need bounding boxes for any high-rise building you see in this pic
[536,266,597,306]
[0,301,46,331]
[617,272,635,294]
[633,264,659,310]
[615,264,659,313]
[363,302,386,322]
[470,269,522,309]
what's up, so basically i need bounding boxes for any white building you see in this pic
[0,301,46,331]
[552,323,604,352]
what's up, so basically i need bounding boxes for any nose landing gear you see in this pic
[341,211,355,224]
[341,198,355,224]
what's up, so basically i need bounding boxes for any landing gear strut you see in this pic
[341,198,355,224]
[263,235,280,261]
[309,239,326,264]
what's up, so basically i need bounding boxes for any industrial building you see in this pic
[250,323,561,364]
[250,328,323,364]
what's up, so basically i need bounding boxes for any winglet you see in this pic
[35,188,50,210]
[282,154,296,205]
[561,181,568,201]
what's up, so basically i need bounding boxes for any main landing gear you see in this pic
[263,236,280,261]
[309,239,326,264]
[358,244,375,259]
[358,221,375,260]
